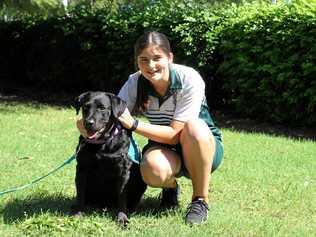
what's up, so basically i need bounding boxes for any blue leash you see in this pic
[0,154,76,197]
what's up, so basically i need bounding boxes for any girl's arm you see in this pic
[118,108,184,145]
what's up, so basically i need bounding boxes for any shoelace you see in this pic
[186,199,209,216]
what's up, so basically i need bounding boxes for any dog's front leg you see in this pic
[117,189,129,227]
[72,166,87,216]
[116,173,130,227]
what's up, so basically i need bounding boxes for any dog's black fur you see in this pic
[72,91,146,226]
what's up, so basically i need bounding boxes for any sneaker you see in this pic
[159,182,180,209]
[185,197,209,225]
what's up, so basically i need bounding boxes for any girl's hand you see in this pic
[118,108,136,130]
[76,118,88,138]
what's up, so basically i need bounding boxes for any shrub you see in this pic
[0,0,315,125]
[215,0,316,125]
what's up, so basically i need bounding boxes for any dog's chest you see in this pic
[77,145,132,175]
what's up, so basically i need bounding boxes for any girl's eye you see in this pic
[140,58,148,63]
[153,56,162,61]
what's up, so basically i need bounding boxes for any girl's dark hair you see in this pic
[132,31,172,115]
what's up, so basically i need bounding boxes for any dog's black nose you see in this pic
[84,119,95,129]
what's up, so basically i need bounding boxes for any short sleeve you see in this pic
[118,72,140,112]
[173,71,205,122]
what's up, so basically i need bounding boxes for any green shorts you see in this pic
[142,137,224,178]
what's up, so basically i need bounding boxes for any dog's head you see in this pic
[74,91,127,140]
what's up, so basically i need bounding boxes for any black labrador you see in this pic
[72,91,146,226]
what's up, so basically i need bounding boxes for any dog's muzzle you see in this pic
[86,127,106,140]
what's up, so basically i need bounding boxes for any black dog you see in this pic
[72,91,146,226]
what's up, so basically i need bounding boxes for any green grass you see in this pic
[0,101,315,237]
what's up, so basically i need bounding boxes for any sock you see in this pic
[192,196,208,203]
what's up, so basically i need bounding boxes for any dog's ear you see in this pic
[73,92,90,115]
[108,93,127,118]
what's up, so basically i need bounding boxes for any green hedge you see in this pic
[215,1,316,125]
[0,0,315,125]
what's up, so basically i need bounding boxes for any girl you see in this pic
[78,31,223,225]
[118,31,224,225]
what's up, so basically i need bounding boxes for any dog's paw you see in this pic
[70,207,84,217]
[70,204,85,217]
[117,212,129,227]
[72,211,84,217]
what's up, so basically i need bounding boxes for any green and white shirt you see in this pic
[118,63,222,141]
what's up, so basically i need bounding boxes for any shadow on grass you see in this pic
[136,195,179,217]
[1,193,174,224]
[1,92,315,141]
[214,110,316,141]
[1,193,75,223]
[0,89,75,107]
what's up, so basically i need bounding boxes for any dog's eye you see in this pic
[98,106,110,112]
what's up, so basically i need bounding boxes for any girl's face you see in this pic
[137,45,173,83]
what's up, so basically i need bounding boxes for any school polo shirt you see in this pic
[118,63,222,141]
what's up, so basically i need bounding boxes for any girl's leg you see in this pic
[179,119,216,225]
[140,146,181,188]
[180,119,215,203]
[140,146,181,208]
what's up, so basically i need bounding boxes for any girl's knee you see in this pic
[140,156,170,187]
[180,119,211,144]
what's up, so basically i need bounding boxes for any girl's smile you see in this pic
[137,45,173,83]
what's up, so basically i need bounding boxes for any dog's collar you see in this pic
[84,123,122,145]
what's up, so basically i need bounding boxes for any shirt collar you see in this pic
[169,64,182,92]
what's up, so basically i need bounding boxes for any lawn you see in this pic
[0,101,315,237]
